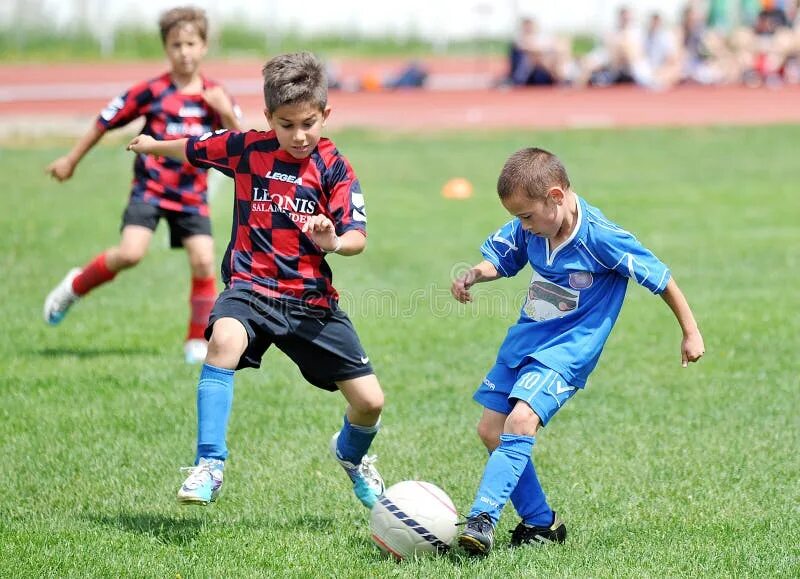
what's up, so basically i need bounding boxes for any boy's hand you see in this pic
[202,86,236,118]
[302,214,339,252]
[46,156,77,182]
[127,135,157,155]
[452,269,478,303]
[681,330,705,367]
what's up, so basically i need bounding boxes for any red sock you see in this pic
[72,252,117,296]
[187,276,217,341]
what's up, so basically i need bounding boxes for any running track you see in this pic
[1,58,799,134]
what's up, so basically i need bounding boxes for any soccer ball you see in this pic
[370,480,458,560]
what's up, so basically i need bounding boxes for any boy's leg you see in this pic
[43,225,152,324]
[178,316,248,506]
[334,375,385,508]
[181,233,217,364]
[459,361,575,554]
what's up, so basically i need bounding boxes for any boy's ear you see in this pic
[322,105,332,126]
[264,109,273,129]
[548,186,566,204]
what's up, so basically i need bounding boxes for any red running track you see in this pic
[1,59,799,133]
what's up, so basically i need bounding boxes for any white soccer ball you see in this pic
[370,480,458,560]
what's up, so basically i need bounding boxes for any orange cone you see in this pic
[441,177,473,199]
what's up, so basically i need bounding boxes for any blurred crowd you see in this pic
[504,0,800,89]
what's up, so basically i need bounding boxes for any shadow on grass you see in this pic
[87,511,339,546]
[32,347,160,358]
[87,512,205,546]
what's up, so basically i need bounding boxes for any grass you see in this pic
[1,125,799,577]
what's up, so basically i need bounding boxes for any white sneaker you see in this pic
[184,339,208,364]
[43,268,81,325]
[330,432,385,509]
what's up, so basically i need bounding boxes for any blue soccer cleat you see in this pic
[329,432,384,509]
[177,457,224,505]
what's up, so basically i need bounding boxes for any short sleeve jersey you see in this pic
[97,72,236,215]
[185,129,367,309]
[480,195,671,387]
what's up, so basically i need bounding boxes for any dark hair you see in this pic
[159,6,208,44]
[497,147,571,200]
[261,52,327,114]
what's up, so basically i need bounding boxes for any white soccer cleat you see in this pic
[330,431,385,509]
[43,268,81,325]
[177,457,224,505]
[184,339,208,364]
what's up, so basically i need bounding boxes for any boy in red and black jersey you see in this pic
[128,52,385,510]
[43,6,241,364]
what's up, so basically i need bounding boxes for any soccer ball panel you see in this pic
[369,480,458,560]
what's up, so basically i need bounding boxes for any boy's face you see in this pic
[164,23,207,79]
[502,188,565,239]
[265,101,331,159]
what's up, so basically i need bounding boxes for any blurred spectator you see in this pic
[580,6,651,87]
[680,2,742,84]
[503,17,571,86]
[731,0,795,85]
[643,12,682,88]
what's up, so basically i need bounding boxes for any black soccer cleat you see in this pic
[509,513,567,547]
[457,512,495,556]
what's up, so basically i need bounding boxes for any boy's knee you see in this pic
[116,249,145,269]
[505,401,540,436]
[206,319,247,365]
[189,255,215,278]
[476,419,501,451]
[354,388,384,417]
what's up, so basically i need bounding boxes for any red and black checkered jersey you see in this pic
[97,72,237,215]
[186,129,367,309]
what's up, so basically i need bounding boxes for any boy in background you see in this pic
[452,147,704,555]
[44,6,241,364]
[127,52,385,509]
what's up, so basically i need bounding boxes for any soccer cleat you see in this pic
[184,339,208,364]
[177,457,224,505]
[43,268,81,325]
[509,513,567,547]
[457,512,495,556]
[329,432,385,509]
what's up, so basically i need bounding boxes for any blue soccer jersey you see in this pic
[480,195,671,387]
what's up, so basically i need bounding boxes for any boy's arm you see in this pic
[126,135,188,163]
[203,86,242,131]
[451,260,501,303]
[45,123,104,182]
[660,277,705,367]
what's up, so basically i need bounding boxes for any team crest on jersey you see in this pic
[568,271,593,289]
[523,271,580,321]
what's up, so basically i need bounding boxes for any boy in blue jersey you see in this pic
[452,148,704,555]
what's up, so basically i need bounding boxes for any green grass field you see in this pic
[2,125,798,577]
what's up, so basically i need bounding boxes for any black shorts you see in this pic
[121,201,212,248]
[206,288,375,391]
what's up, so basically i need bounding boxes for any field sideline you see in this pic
[2,125,799,577]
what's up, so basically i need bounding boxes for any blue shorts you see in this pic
[473,359,578,426]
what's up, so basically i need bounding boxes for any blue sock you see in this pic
[510,458,554,527]
[469,434,534,525]
[195,363,235,463]
[335,414,380,465]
